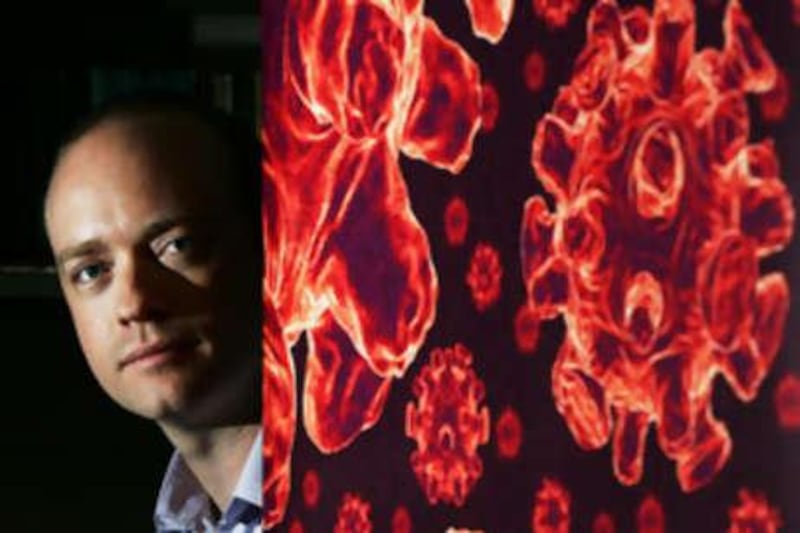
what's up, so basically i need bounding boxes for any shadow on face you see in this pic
[45,112,262,429]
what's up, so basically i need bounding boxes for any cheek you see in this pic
[70,301,116,383]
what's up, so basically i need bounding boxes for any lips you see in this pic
[119,336,199,370]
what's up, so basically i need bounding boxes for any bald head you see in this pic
[43,100,263,427]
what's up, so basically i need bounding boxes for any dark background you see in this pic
[274,0,800,531]
[1,2,257,530]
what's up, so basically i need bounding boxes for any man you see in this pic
[43,94,263,532]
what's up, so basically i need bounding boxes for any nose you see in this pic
[115,253,169,325]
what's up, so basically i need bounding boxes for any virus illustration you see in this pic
[532,0,582,29]
[467,242,504,312]
[406,344,491,506]
[263,0,486,525]
[531,477,571,533]
[520,0,794,492]
[728,489,782,533]
[334,492,373,533]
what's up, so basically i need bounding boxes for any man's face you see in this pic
[45,115,260,428]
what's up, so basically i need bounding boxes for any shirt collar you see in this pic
[154,430,262,531]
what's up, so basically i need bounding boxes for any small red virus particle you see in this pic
[405,343,491,506]
[496,406,524,460]
[759,68,791,123]
[446,529,485,533]
[774,373,800,430]
[728,489,782,533]
[445,195,470,247]
[465,0,515,43]
[636,494,665,533]
[531,477,571,533]
[334,492,373,533]
[592,512,616,533]
[302,469,321,509]
[289,518,304,533]
[392,505,412,533]
[466,243,503,312]
[481,82,501,132]
[532,0,582,29]
[515,304,541,354]
[524,49,547,92]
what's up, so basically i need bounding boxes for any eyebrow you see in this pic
[55,239,109,271]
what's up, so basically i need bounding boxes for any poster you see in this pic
[262,0,799,530]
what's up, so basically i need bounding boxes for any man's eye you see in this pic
[72,263,108,285]
[163,235,193,255]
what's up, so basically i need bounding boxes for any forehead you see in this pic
[45,115,232,249]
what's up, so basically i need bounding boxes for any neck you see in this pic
[159,421,260,512]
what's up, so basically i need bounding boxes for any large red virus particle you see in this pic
[728,489,782,533]
[532,0,582,29]
[636,494,665,533]
[774,372,800,430]
[496,406,524,460]
[524,49,547,92]
[515,304,541,354]
[334,492,373,533]
[405,343,491,506]
[392,505,412,533]
[465,0,515,43]
[592,512,616,533]
[445,195,470,247]
[531,477,571,533]
[481,82,501,132]
[302,469,321,509]
[521,0,795,493]
[466,243,503,312]
[263,0,485,525]
[759,68,790,123]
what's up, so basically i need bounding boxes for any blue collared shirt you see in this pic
[154,431,262,533]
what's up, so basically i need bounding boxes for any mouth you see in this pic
[119,337,200,371]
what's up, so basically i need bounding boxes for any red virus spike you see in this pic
[302,469,321,509]
[466,243,504,312]
[334,492,373,533]
[405,344,491,506]
[531,477,571,533]
[728,489,782,533]
[636,494,665,533]
[445,195,470,247]
[524,49,547,92]
[592,512,616,533]
[774,373,800,430]
[758,67,791,123]
[392,505,413,533]
[263,297,295,528]
[465,0,515,43]
[521,0,794,493]
[496,406,524,460]
[264,0,485,524]
[532,0,582,30]
[515,304,541,354]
